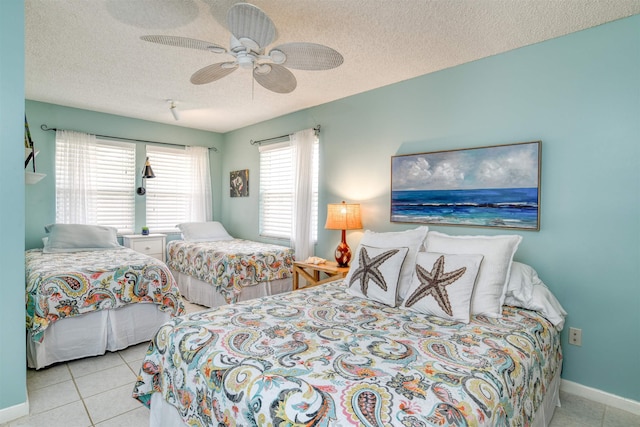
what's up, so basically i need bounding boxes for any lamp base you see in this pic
[334,238,352,267]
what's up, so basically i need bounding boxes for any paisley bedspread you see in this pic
[133,280,562,427]
[166,239,294,304]
[26,248,185,342]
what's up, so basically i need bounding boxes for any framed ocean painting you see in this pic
[391,141,541,230]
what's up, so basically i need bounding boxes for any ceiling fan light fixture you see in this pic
[237,53,255,69]
[254,64,272,75]
[269,49,286,64]
[208,46,226,54]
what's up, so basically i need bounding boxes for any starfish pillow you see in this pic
[346,244,409,306]
[402,252,484,323]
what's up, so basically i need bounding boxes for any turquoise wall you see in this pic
[221,16,640,401]
[0,0,27,415]
[24,101,224,249]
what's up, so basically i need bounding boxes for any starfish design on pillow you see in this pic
[404,255,467,316]
[349,247,400,296]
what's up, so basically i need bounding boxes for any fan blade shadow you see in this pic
[141,35,226,53]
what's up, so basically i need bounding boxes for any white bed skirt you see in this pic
[169,268,292,308]
[148,367,562,427]
[27,303,171,370]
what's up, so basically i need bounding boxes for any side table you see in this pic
[292,261,350,290]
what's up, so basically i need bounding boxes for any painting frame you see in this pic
[230,169,249,197]
[391,141,541,230]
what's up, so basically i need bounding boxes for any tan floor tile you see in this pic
[26,364,71,391]
[603,406,640,427]
[118,342,151,363]
[68,351,125,378]
[74,364,137,399]
[94,406,150,427]
[27,379,79,415]
[83,382,141,424]
[8,401,90,427]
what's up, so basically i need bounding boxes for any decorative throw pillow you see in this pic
[43,224,121,253]
[177,221,233,242]
[424,231,522,318]
[402,252,484,323]
[346,244,409,307]
[347,226,428,304]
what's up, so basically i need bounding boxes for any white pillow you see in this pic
[347,226,428,303]
[505,262,540,304]
[504,262,567,330]
[177,221,233,242]
[43,224,121,253]
[402,252,483,323]
[346,245,409,307]
[424,231,522,318]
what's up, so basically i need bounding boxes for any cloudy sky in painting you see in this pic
[392,142,539,191]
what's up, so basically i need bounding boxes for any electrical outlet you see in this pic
[569,327,582,346]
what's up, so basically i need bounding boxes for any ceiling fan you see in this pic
[140,2,344,94]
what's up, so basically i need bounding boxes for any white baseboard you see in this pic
[561,379,640,415]
[0,399,29,424]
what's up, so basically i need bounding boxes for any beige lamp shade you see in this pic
[325,201,362,230]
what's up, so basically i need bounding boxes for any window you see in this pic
[259,140,319,240]
[55,135,135,233]
[145,145,211,232]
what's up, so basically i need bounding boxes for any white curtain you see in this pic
[55,130,97,224]
[186,146,212,222]
[290,128,317,261]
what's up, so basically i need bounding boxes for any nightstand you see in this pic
[292,261,350,290]
[122,234,166,262]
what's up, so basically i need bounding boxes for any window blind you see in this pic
[259,141,319,240]
[55,138,136,233]
[92,140,136,232]
[145,145,191,232]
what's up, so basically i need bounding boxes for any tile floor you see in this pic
[4,299,639,427]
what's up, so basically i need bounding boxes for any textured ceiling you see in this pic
[25,0,640,133]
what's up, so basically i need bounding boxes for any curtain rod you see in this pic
[250,125,321,146]
[40,124,218,152]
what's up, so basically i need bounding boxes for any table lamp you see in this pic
[325,201,362,267]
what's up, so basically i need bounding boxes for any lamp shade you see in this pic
[142,157,155,179]
[325,201,362,230]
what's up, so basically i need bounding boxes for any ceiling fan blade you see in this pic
[191,62,238,85]
[253,64,297,94]
[269,42,344,70]
[227,3,276,50]
[140,35,226,53]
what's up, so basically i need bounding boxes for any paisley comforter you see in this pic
[166,239,294,304]
[133,281,562,427]
[26,248,185,342]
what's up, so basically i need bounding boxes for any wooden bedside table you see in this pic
[292,261,350,290]
[122,234,166,262]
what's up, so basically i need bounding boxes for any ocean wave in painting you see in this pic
[391,187,539,229]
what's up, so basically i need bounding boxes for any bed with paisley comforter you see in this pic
[166,239,295,308]
[26,247,185,369]
[133,281,563,427]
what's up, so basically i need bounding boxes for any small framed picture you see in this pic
[230,169,249,197]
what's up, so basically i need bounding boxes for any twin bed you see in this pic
[132,226,567,427]
[166,239,294,308]
[25,225,185,370]
[25,222,294,369]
